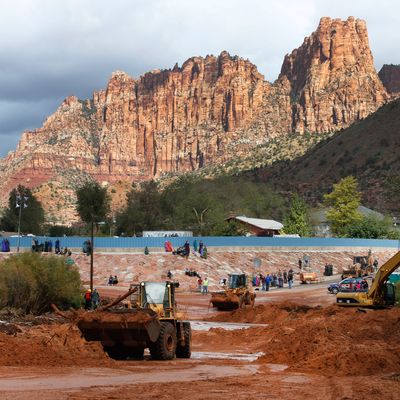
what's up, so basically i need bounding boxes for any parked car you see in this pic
[328,277,370,294]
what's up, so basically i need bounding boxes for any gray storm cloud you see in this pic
[0,0,398,156]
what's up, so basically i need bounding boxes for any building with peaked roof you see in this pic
[226,215,283,237]
[311,205,385,237]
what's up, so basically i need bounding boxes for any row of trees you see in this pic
[115,176,286,236]
[1,176,399,239]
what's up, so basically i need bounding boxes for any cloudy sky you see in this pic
[0,0,398,157]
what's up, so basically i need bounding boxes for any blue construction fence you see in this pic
[4,236,400,250]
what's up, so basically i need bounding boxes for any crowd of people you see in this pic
[251,269,295,290]
[165,239,208,259]
[29,238,72,256]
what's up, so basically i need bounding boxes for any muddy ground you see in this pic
[0,283,399,399]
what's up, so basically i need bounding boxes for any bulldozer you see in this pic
[341,254,374,279]
[299,271,319,284]
[77,281,191,360]
[337,251,400,308]
[210,273,256,311]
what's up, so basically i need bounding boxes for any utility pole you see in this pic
[16,193,28,252]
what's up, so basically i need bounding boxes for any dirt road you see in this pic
[0,281,399,399]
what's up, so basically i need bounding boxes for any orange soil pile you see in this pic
[0,323,113,367]
[211,292,239,303]
[206,302,400,376]
[77,309,156,325]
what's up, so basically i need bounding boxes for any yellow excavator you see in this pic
[337,251,400,308]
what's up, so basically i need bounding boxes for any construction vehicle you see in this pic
[77,281,191,360]
[341,265,360,279]
[299,271,319,284]
[337,251,400,308]
[210,273,256,311]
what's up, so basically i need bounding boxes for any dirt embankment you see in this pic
[0,301,399,379]
[204,303,400,376]
[0,321,112,367]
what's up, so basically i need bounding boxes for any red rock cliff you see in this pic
[278,16,388,132]
[0,17,390,221]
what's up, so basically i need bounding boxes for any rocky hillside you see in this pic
[0,17,391,223]
[255,98,400,214]
[379,64,400,95]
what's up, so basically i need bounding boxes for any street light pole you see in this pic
[16,193,28,253]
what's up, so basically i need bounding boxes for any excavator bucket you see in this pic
[210,292,241,311]
[77,308,161,348]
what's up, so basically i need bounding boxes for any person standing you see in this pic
[84,289,92,310]
[265,274,271,291]
[197,277,203,292]
[202,277,209,295]
[55,239,60,254]
[184,241,190,259]
[288,269,294,289]
[91,289,100,309]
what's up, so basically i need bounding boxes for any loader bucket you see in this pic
[210,293,240,311]
[77,308,161,348]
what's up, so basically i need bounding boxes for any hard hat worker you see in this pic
[84,288,92,310]
[202,277,209,295]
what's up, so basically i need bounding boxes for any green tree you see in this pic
[0,185,45,234]
[345,215,400,239]
[0,252,82,314]
[323,176,362,237]
[116,181,162,236]
[76,181,110,291]
[283,194,311,237]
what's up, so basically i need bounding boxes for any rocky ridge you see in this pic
[378,64,400,95]
[0,17,390,223]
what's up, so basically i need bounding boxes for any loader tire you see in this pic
[176,322,191,359]
[149,321,177,360]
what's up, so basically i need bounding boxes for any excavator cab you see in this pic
[383,282,395,306]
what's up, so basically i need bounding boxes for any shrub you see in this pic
[0,253,83,314]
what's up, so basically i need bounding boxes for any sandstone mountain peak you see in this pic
[278,15,388,133]
[0,17,392,223]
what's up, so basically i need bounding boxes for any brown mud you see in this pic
[0,289,399,399]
